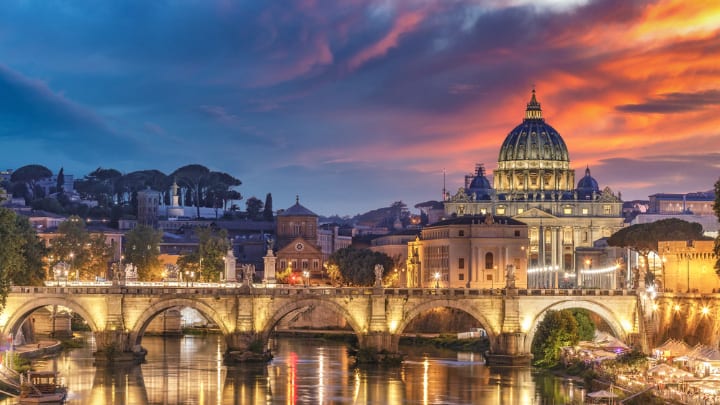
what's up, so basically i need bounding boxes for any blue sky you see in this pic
[1,0,719,216]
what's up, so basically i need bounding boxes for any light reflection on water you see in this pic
[1,334,586,404]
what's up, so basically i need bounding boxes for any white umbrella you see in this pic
[587,389,618,398]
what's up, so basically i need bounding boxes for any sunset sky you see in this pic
[1,0,718,216]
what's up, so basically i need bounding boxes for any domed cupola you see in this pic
[493,89,575,194]
[498,89,570,163]
[467,164,493,200]
[576,166,600,199]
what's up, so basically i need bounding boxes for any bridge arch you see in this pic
[394,299,500,342]
[523,299,630,354]
[1,297,101,337]
[260,298,364,345]
[130,298,230,345]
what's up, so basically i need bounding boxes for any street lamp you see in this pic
[434,272,440,289]
[303,270,310,287]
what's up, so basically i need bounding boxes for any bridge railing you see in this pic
[10,285,641,297]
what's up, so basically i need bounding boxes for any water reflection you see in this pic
[1,334,586,404]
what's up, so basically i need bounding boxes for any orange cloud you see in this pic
[348,10,426,70]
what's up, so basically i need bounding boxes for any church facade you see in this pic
[443,90,624,288]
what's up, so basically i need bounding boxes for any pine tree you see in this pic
[263,193,274,221]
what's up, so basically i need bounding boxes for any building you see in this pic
[317,223,352,261]
[658,240,719,293]
[275,197,323,279]
[137,188,161,228]
[406,214,528,289]
[649,192,715,215]
[443,90,624,287]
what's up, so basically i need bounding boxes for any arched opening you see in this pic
[2,298,99,351]
[131,298,229,348]
[394,301,498,352]
[525,300,629,366]
[260,299,363,348]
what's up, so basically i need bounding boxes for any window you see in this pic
[496,207,506,215]
[459,273,464,281]
[514,230,520,237]
[280,261,286,269]
[518,208,524,214]
[563,207,572,215]
[486,274,493,281]
[313,260,319,269]
[603,205,611,215]
[582,208,589,215]
[485,252,494,270]
[302,260,309,269]
[459,258,465,269]
[459,230,465,237]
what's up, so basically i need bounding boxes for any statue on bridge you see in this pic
[374,264,384,288]
[124,264,138,282]
[239,264,255,287]
[505,264,516,289]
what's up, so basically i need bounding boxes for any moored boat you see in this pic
[19,371,67,404]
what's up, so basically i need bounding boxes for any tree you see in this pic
[328,247,394,286]
[532,310,580,367]
[172,164,211,218]
[246,197,263,220]
[570,309,596,341]
[56,167,65,194]
[608,218,706,285]
[10,164,52,202]
[124,225,163,281]
[714,177,720,275]
[0,208,47,305]
[49,216,112,281]
[177,227,230,282]
[75,167,122,207]
[263,193,274,221]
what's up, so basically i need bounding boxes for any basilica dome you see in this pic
[577,166,600,198]
[498,90,569,163]
[492,90,575,193]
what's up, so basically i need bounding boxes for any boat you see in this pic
[19,371,67,404]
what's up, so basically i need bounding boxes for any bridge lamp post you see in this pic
[69,252,75,283]
[434,272,440,289]
[303,270,310,287]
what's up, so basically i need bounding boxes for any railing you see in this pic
[10,285,643,298]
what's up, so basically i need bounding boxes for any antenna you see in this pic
[442,168,446,201]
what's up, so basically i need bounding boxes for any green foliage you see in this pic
[532,310,580,368]
[177,227,230,282]
[570,309,595,341]
[328,247,394,286]
[124,225,163,280]
[0,208,47,301]
[49,216,113,281]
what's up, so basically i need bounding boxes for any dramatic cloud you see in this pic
[0,0,718,215]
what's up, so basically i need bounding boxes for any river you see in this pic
[3,334,587,404]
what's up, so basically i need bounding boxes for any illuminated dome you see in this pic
[577,166,600,198]
[493,90,575,193]
[498,90,569,163]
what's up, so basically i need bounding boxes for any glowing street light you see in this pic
[434,272,440,289]
[303,270,310,287]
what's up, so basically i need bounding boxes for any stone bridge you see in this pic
[0,285,644,364]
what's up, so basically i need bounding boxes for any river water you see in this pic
[3,334,587,404]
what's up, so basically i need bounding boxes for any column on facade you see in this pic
[551,227,557,288]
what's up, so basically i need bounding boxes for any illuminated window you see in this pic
[496,207,506,215]
[563,207,572,215]
[582,208,589,215]
[603,205,611,215]
[518,208,524,214]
